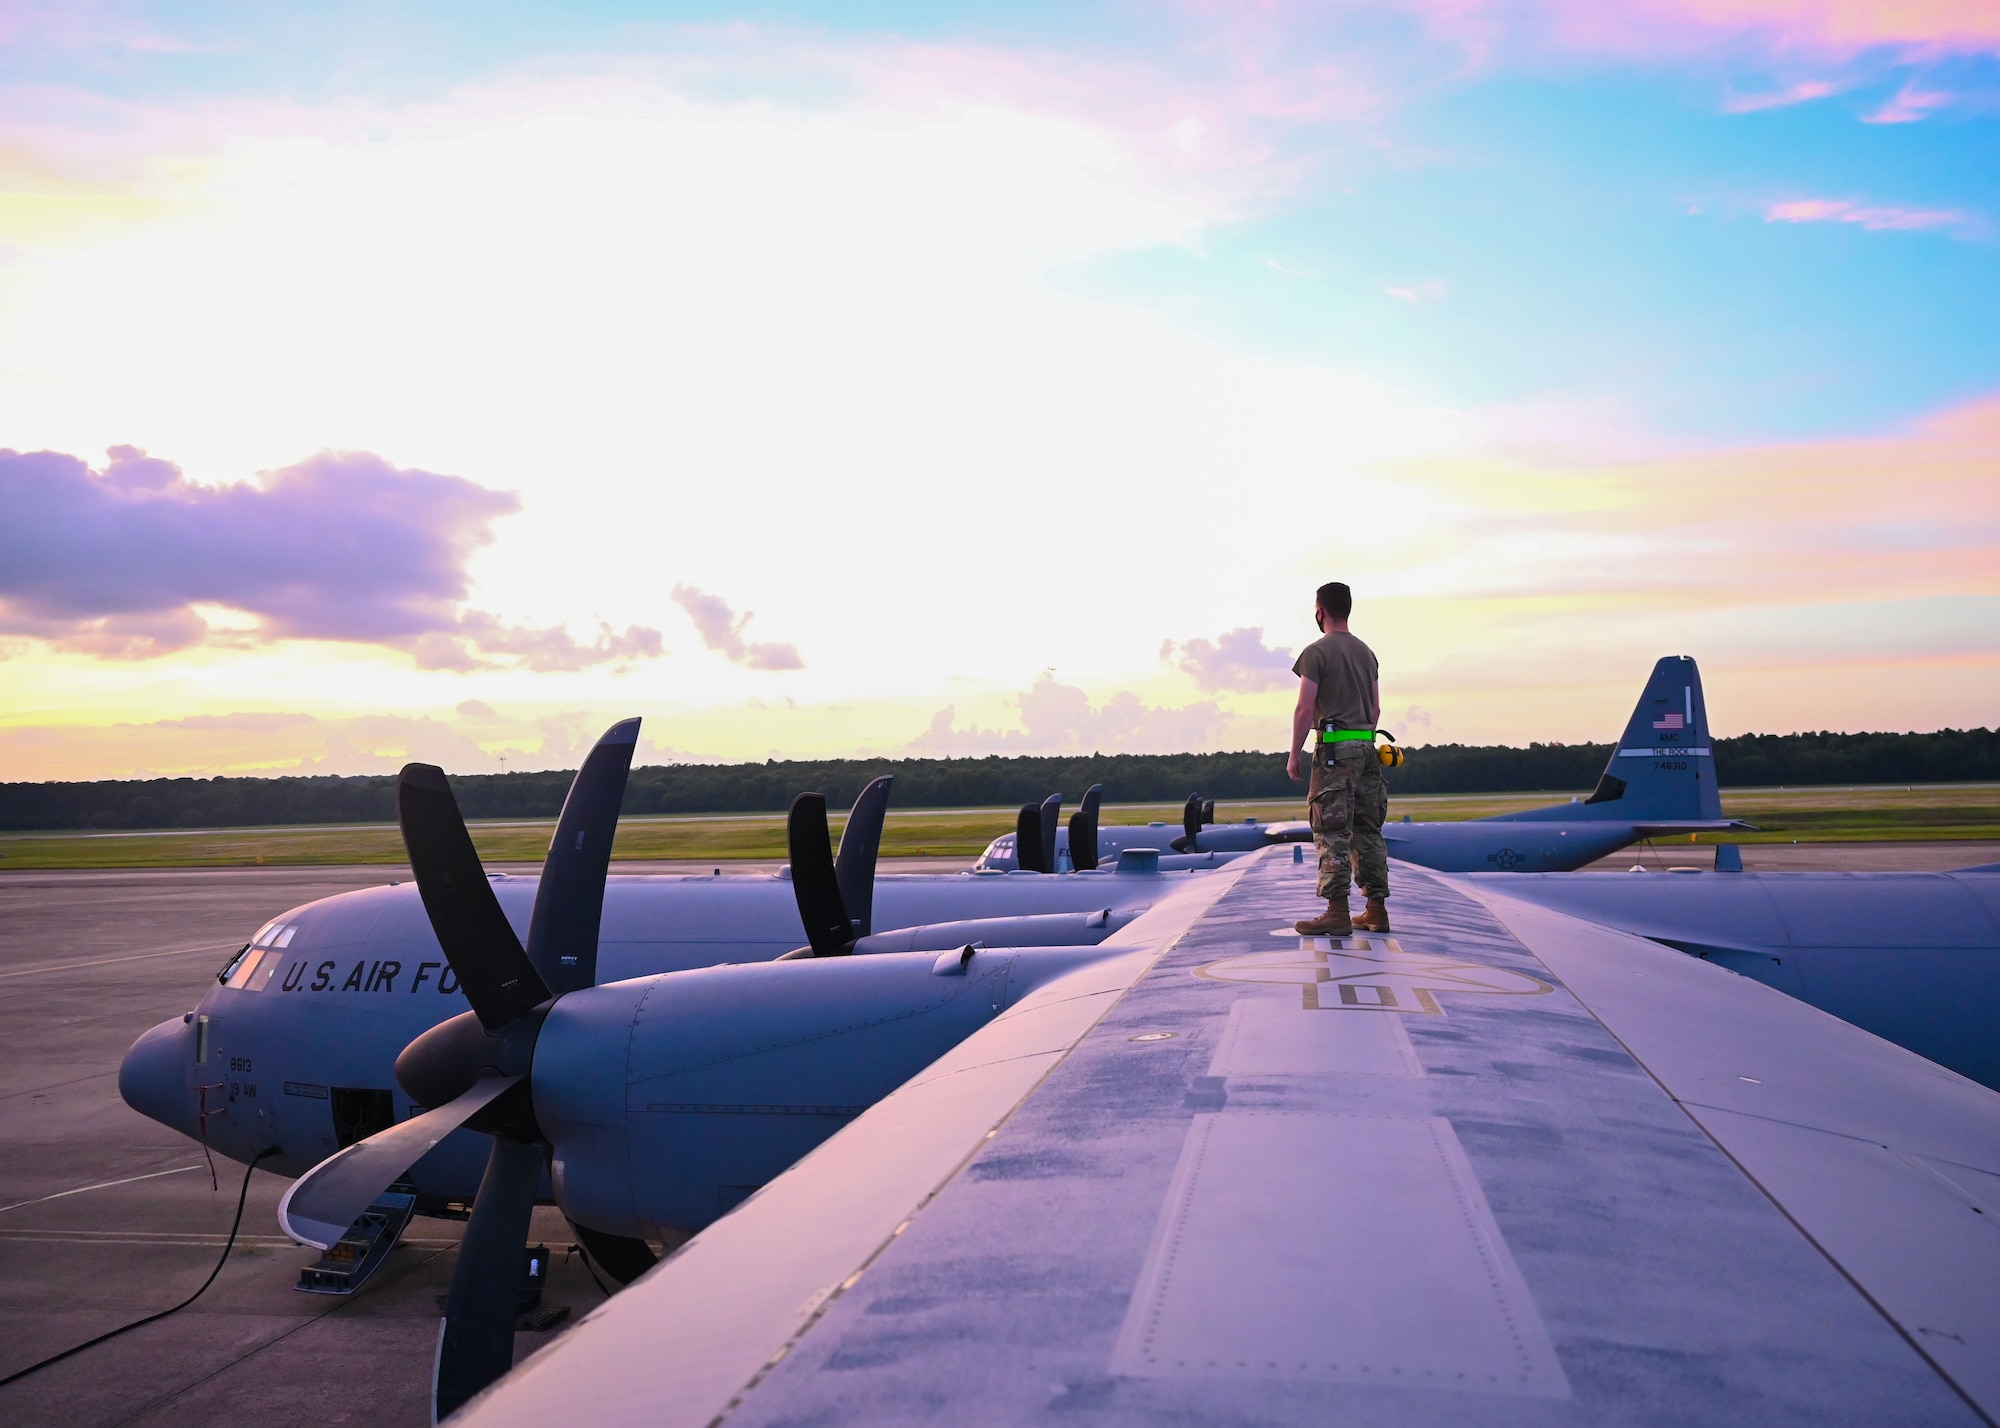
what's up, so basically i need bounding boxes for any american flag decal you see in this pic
[1653,711,1685,731]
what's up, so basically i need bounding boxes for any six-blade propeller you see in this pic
[280,717,642,1420]
[784,775,893,956]
[280,748,1126,1416]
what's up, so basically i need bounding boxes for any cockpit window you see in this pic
[220,918,296,984]
[223,948,286,990]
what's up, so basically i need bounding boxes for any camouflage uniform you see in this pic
[1308,740,1389,903]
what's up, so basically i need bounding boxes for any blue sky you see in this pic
[18,3,1991,439]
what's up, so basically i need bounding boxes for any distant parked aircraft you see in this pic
[975,656,1743,875]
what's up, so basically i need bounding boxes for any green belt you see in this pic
[1319,729,1374,743]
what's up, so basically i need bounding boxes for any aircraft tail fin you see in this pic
[1578,656,1722,822]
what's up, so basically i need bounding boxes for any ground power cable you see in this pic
[0,1146,280,1389]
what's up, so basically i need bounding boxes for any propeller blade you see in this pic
[1069,784,1103,871]
[1181,792,1203,853]
[567,1218,658,1286]
[397,764,551,1032]
[1201,797,1216,827]
[278,1075,522,1251]
[1014,803,1044,874]
[434,1136,543,1420]
[787,793,854,956]
[833,776,892,940]
[1039,794,1062,873]
[524,718,640,997]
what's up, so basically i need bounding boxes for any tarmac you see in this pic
[1,843,1995,1426]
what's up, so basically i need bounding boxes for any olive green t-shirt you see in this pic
[1293,630,1379,732]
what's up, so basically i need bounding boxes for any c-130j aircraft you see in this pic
[977,655,1744,873]
[117,692,2000,1422]
[116,718,1235,1410]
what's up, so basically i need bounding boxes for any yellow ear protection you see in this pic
[1375,729,1404,767]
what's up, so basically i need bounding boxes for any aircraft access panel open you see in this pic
[459,850,2000,1427]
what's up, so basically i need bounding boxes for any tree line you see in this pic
[2,727,1994,832]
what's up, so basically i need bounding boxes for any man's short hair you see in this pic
[1316,581,1353,621]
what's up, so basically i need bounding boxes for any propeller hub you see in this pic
[396,1005,546,1112]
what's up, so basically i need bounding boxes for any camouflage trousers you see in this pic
[1308,743,1390,902]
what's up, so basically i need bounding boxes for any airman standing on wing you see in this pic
[1287,581,1390,937]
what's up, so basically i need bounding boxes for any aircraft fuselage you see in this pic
[118,868,1189,1194]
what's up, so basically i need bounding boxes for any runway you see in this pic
[2,847,1995,1425]
[0,867,604,1427]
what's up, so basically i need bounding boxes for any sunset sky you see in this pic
[2,1,1996,779]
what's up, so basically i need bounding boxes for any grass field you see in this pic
[3,783,1999,870]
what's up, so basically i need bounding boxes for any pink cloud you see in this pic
[1863,80,1952,122]
[1659,0,2000,53]
[1766,197,1970,231]
[1404,0,2000,59]
[1386,278,1452,304]
[669,584,803,672]
[1160,626,1295,692]
[1722,79,1841,113]
[1552,394,2000,600]
[0,445,664,669]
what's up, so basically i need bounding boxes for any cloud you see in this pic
[0,445,665,670]
[0,710,497,779]
[1161,626,1298,692]
[446,612,662,674]
[1863,81,1951,123]
[1405,0,2000,61]
[910,673,1232,755]
[0,705,731,780]
[1765,198,1971,233]
[156,711,318,732]
[1385,279,1452,305]
[669,584,803,671]
[1377,392,2000,675]
[1722,79,1841,112]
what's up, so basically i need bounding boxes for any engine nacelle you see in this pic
[532,946,1103,1238]
[850,908,1131,954]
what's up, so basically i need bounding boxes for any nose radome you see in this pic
[120,1017,194,1137]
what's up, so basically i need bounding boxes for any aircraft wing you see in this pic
[457,850,2000,1427]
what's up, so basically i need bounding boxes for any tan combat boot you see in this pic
[1354,896,1391,933]
[1294,900,1354,937]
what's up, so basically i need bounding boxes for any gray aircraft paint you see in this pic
[447,851,2000,1428]
[1476,865,2000,1091]
[117,818,2000,1421]
[532,943,1116,1238]
[974,656,1737,876]
[118,865,1202,1193]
